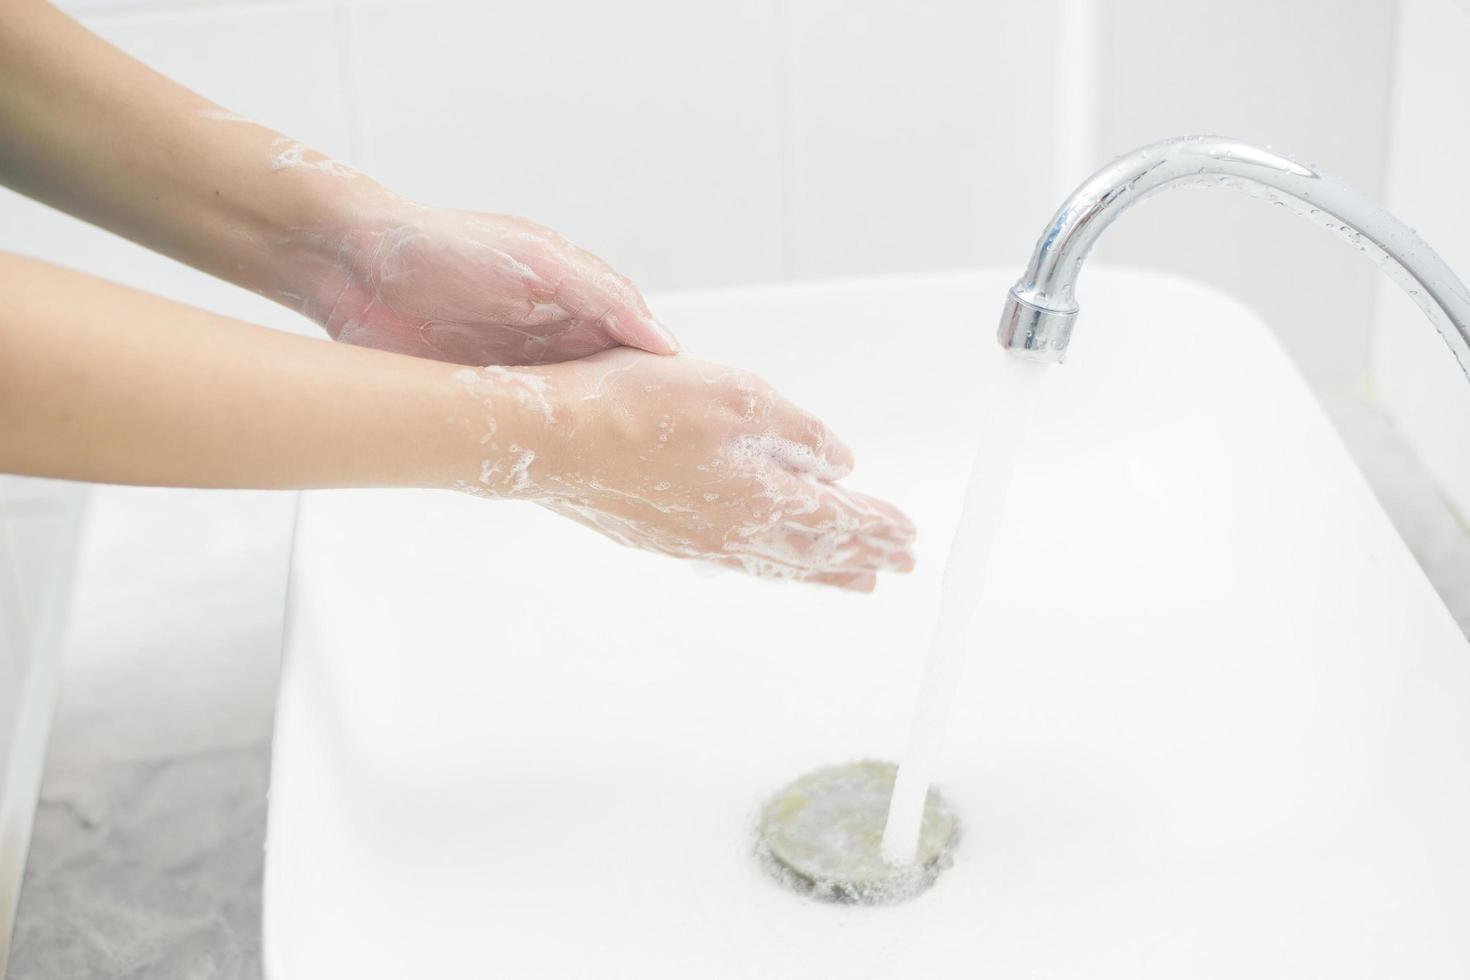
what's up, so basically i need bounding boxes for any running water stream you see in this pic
[880,353,1052,865]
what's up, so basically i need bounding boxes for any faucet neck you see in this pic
[999,135,1470,374]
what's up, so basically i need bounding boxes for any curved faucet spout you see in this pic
[998,135,1470,377]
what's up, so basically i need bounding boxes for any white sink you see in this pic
[263,268,1470,978]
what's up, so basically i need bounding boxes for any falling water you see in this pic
[880,352,1051,866]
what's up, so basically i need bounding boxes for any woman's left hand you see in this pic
[294,202,680,366]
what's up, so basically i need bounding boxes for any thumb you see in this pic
[600,303,681,356]
[552,254,682,356]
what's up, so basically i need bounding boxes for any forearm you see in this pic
[0,0,383,307]
[0,253,915,590]
[0,252,505,491]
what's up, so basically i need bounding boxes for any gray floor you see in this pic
[6,491,293,980]
[6,397,1470,980]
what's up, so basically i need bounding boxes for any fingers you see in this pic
[708,557,877,593]
[728,469,917,578]
[801,570,878,592]
[601,305,681,357]
[781,477,916,548]
[820,482,917,541]
[765,395,856,479]
[552,245,681,356]
[810,484,917,571]
[726,380,855,479]
[832,530,917,574]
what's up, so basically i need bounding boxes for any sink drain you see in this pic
[755,760,957,904]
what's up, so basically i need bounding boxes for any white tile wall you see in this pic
[344,0,788,290]
[781,0,1059,278]
[1094,0,1399,399]
[1372,0,1470,521]
[340,0,1067,291]
[35,0,1070,297]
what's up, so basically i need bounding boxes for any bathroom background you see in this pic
[2,0,1469,974]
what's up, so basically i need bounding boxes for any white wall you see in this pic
[340,0,1064,289]
[1092,0,1399,400]
[1373,0,1470,521]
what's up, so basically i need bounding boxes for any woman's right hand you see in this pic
[452,348,916,591]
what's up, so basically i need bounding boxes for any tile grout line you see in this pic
[1362,0,1408,406]
[773,0,796,280]
[332,0,369,170]
[1050,0,1103,198]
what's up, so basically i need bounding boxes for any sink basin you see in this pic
[264,268,1470,978]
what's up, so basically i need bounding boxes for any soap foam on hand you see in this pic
[447,348,916,592]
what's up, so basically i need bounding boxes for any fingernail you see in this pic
[643,314,681,353]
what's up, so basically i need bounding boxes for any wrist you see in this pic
[252,172,408,327]
[438,363,575,500]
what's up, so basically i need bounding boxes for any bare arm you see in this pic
[0,253,914,590]
[0,0,347,300]
[0,0,678,365]
[0,251,477,489]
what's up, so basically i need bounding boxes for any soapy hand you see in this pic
[454,349,916,591]
[298,203,679,366]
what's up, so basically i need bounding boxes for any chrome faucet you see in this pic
[997,135,1470,377]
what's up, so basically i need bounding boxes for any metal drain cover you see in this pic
[755,759,957,904]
